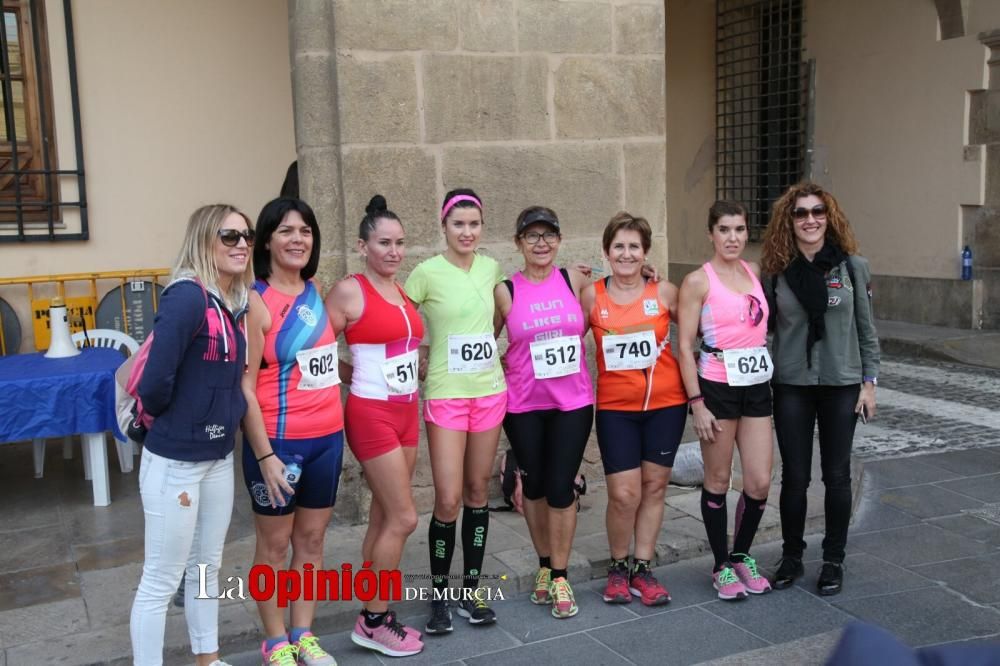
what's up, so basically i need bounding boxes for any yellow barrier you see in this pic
[0,269,170,353]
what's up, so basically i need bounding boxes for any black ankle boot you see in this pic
[772,557,803,590]
[817,561,843,596]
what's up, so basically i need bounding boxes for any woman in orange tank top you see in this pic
[581,212,688,607]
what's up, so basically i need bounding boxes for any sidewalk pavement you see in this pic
[0,318,997,664]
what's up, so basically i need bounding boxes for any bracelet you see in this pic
[688,395,705,405]
[257,452,275,463]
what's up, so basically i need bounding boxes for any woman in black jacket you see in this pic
[761,182,880,596]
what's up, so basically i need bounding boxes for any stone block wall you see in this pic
[289,0,666,521]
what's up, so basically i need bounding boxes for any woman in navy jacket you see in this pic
[130,204,253,666]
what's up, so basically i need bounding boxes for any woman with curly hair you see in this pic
[760,182,880,596]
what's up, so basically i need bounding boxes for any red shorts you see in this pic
[422,392,507,433]
[345,394,419,462]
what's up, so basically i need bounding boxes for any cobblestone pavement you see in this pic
[853,354,1000,460]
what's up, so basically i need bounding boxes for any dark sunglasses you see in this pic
[793,204,828,221]
[745,294,764,327]
[218,229,255,247]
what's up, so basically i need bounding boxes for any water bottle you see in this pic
[283,455,303,500]
[961,246,973,280]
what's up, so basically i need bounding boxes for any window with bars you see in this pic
[716,0,808,239]
[0,0,87,242]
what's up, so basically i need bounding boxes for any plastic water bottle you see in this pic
[283,455,303,500]
[962,246,973,280]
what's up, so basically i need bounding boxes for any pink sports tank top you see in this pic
[344,274,424,402]
[255,279,344,439]
[503,269,593,413]
[698,260,769,383]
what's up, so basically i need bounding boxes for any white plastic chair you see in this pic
[72,328,140,355]
[33,329,141,478]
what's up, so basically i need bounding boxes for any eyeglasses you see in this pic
[793,205,828,221]
[745,294,764,327]
[521,230,560,245]
[217,229,255,247]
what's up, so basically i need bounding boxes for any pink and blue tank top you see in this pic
[698,260,769,383]
[503,269,594,413]
[254,279,344,439]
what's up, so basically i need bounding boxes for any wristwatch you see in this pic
[863,375,878,386]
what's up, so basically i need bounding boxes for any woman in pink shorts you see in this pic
[326,195,425,658]
[403,188,508,634]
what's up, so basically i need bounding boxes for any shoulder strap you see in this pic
[559,267,572,291]
[503,279,513,298]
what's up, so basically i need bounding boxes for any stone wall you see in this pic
[289,0,666,521]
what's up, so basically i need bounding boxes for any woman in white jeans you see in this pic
[130,204,253,666]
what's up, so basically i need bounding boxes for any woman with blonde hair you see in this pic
[760,182,879,596]
[130,204,254,666]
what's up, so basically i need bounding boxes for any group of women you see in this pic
[127,180,879,666]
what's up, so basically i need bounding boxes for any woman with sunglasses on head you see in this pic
[677,200,774,602]
[581,212,686,608]
[240,197,344,665]
[130,205,253,666]
[761,182,879,596]
[324,195,425,657]
[494,206,594,619]
[404,188,507,634]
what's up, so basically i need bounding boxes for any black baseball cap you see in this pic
[516,208,560,235]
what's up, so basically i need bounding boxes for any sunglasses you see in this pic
[218,229,255,247]
[745,294,764,327]
[793,205,828,221]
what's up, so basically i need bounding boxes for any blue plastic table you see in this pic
[0,347,124,505]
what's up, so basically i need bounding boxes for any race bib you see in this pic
[296,342,341,390]
[722,346,773,386]
[447,333,497,374]
[380,349,419,395]
[601,330,658,371]
[529,336,581,380]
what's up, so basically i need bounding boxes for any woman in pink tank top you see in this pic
[677,201,775,601]
[494,206,594,619]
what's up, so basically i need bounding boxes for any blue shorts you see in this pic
[242,431,344,515]
[596,405,687,474]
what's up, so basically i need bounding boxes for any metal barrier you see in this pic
[0,269,169,353]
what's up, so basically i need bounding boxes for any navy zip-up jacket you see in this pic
[139,279,248,461]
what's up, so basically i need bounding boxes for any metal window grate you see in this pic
[716,0,807,239]
[0,0,87,243]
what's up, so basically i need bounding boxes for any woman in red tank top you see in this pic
[325,195,425,657]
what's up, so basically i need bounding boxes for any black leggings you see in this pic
[502,405,594,509]
[773,383,860,564]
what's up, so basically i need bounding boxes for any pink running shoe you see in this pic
[713,566,748,601]
[387,610,422,639]
[730,553,772,594]
[628,569,671,606]
[603,564,631,604]
[351,611,424,657]
[260,640,298,666]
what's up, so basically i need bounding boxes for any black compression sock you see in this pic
[429,515,456,594]
[701,489,729,571]
[462,505,490,590]
[731,492,768,557]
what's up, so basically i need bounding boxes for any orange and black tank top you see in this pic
[589,278,687,411]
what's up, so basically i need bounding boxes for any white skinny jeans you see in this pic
[130,448,234,665]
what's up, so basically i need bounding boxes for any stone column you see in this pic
[973,30,1000,327]
[287,0,363,519]
[288,0,348,284]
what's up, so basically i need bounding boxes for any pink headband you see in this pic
[441,194,483,221]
